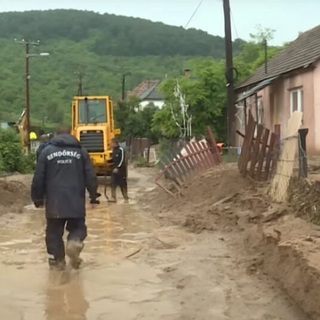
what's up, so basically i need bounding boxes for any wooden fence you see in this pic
[237,111,280,181]
[155,127,221,197]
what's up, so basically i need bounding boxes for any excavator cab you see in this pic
[71,96,121,175]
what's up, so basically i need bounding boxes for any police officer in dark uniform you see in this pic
[31,126,100,270]
[110,138,128,203]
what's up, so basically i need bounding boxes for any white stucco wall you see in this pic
[139,100,165,110]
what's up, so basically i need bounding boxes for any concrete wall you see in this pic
[313,61,320,152]
[239,66,318,153]
[271,69,315,153]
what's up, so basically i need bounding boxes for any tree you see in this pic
[43,102,65,124]
[139,103,160,142]
[0,129,34,173]
[249,24,275,43]
[114,98,159,141]
[0,10,284,134]
[152,59,227,140]
[0,10,243,58]
[234,26,282,83]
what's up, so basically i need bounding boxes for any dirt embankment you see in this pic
[0,174,32,215]
[288,176,320,224]
[142,163,320,320]
[143,164,267,233]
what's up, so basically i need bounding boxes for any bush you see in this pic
[134,155,148,167]
[0,129,34,173]
[157,138,182,166]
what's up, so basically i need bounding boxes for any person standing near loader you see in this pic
[31,126,100,270]
[110,138,129,203]
[36,134,50,162]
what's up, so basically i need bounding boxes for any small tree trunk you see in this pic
[139,137,143,158]
[147,139,151,166]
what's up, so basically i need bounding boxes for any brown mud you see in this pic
[143,163,320,320]
[0,174,31,215]
[0,166,313,319]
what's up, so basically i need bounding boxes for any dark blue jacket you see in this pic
[31,134,98,219]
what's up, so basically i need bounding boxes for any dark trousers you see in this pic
[111,171,128,199]
[46,218,87,260]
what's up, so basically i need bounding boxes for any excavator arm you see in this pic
[14,109,28,150]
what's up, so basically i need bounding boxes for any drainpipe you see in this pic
[255,93,259,124]
[244,98,247,129]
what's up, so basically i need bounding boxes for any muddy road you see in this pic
[0,168,309,319]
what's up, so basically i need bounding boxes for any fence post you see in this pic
[298,128,308,178]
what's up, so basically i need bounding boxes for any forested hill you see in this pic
[0,9,243,57]
[0,9,249,124]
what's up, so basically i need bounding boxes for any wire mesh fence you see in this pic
[236,110,309,203]
[154,137,220,197]
[297,128,308,178]
[272,130,308,179]
[156,138,186,171]
[269,128,309,203]
[285,129,320,225]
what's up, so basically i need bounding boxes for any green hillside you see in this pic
[0,10,244,57]
[0,9,245,125]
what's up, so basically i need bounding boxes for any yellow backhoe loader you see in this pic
[71,95,121,176]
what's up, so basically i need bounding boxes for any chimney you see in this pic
[183,69,191,78]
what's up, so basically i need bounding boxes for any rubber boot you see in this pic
[122,189,129,203]
[66,240,84,269]
[48,257,66,271]
[111,188,117,203]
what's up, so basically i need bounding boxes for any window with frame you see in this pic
[78,99,107,123]
[290,88,303,114]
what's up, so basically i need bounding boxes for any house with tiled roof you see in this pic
[128,70,194,110]
[127,79,159,98]
[127,79,165,109]
[236,25,320,153]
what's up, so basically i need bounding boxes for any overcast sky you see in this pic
[0,0,319,45]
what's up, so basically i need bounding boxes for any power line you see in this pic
[230,9,239,39]
[185,0,204,29]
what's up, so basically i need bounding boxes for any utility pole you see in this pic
[264,39,268,74]
[223,0,236,147]
[78,73,83,96]
[121,74,126,101]
[74,72,84,96]
[25,41,31,152]
[16,39,40,152]
[121,72,131,101]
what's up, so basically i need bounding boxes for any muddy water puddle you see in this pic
[0,192,180,320]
